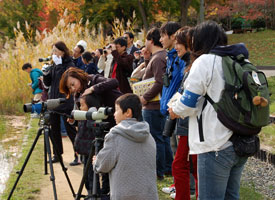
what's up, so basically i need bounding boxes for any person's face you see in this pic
[160,33,175,50]
[95,49,101,58]
[80,98,89,111]
[115,44,126,55]
[73,46,81,58]
[81,57,88,65]
[123,34,133,46]
[66,76,81,94]
[52,45,65,57]
[24,68,32,73]
[175,41,187,58]
[114,104,128,124]
[145,39,152,53]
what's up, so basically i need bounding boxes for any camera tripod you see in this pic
[75,122,109,200]
[7,111,76,200]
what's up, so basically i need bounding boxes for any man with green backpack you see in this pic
[168,21,270,200]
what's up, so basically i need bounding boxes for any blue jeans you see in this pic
[198,145,248,200]
[142,109,173,177]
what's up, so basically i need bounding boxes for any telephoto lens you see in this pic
[163,117,177,137]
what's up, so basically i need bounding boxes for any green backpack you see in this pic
[205,54,270,136]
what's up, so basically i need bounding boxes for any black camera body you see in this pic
[163,117,177,137]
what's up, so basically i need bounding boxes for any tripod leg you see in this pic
[7,128,43,200]
[48,128,76,198]
[44,132,48,175]
[44,127,58,200]
[75,144,95,200]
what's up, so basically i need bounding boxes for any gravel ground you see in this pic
[241,157,275,200]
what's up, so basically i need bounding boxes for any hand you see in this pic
[140,96,147,105]
[143,48,151,60]
[67,118,75,124]
[110,43,116,51]
[134,51,141,59]
[168,107,180,120]
[82,87,94,97]
[92,155,97,165]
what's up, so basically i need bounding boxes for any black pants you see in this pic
[49,113,77,155]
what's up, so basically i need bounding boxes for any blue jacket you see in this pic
[160,48,185,116]
[30,68,43,94]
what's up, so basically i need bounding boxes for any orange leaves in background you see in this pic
[38,0,84,32]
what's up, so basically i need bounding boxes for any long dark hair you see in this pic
[192,21,227,59]
[59,67,90,98]
[54,41,71,58]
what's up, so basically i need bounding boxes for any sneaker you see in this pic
[162,185,175,194]
[69,157,80,166]
[170,192,176,199]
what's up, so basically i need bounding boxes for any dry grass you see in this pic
[0,12,142,114]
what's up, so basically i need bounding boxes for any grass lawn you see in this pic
[228,30,275,66]
[157,176,266,200]
[1,118,45,200]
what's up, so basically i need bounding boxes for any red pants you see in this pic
[172,136,198,200]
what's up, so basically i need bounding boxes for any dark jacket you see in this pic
[74,120,95,155]
[72,56,85,70]
[85,62,98,75]
[43,56,75,114]
[111,50,134,94]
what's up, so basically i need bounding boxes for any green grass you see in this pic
[267,76,275,115]
[228,30,275,66]
[259,124,275,154]
[1,118,44,200]
[239,183,267,200]
[157,177,266,200]
[0,116,6,136]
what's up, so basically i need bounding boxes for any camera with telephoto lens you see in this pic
[71,107,113,122]
[38,56,52,62]
[23,98,66,114]
[71,107,113,137]
[162,116,177,137]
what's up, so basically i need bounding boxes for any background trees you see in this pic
[0,0,274,40]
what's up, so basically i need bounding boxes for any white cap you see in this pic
[76,40,87,51]
[135,40,143,48]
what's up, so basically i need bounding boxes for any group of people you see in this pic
[22,20,249,200]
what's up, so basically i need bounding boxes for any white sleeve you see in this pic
[97,55,106,71]
[172,55,214,117]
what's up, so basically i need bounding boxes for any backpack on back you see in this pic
[206,54,270,136]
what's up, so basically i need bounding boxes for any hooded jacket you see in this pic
[95,118,158,200]
[30,68,43,94]
[172,43,249,154]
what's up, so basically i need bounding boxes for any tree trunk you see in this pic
[199,0,205,23]
[137,0,149,32]
[180,0,192,26]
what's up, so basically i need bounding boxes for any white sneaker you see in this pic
[170,192,176,199]
[162,186,175,194]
